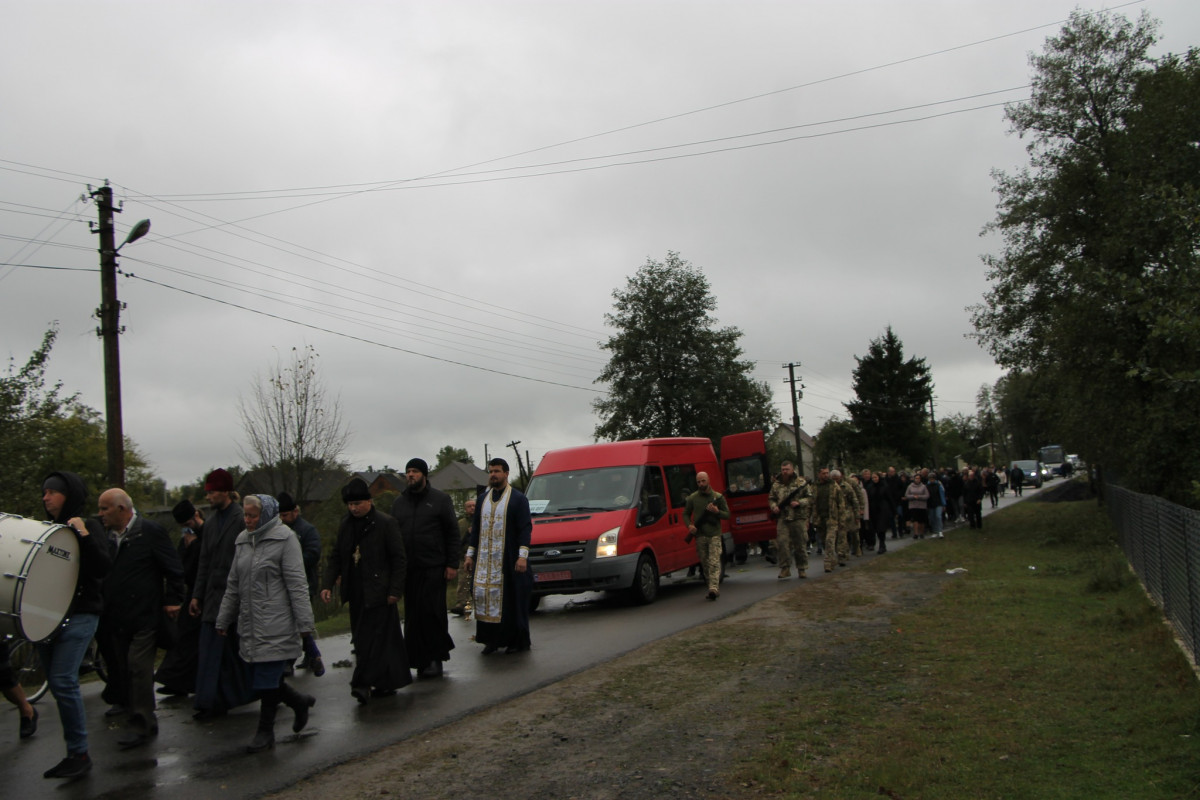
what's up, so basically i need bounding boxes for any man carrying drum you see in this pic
[38,471,112,780]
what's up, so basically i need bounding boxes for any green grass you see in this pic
[736,501,1200,799]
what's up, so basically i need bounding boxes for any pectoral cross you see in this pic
[353,545,361,566]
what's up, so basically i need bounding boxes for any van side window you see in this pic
[725,455,768,496]
[663,464,698,508]
[637,467,667,527]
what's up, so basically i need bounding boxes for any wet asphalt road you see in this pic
[0,483,1045,798]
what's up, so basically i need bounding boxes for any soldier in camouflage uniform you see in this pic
[811,467,847,573]
[768,461,811,579]
[684,472,730,600]
[450,498,476,617]
[834,470,860,560]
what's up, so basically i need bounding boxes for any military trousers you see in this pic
[775,517,808,573]
[817,519,848,571]
[695,535,722,594]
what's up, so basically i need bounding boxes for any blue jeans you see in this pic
[37,613,99,756]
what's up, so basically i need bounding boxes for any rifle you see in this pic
[770,483,805,520]
[684,499,717,543]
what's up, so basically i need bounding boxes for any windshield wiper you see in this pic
[552,506,609,514]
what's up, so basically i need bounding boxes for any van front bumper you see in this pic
[528,545,640,596]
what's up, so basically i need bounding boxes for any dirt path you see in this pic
[270,566,949,799]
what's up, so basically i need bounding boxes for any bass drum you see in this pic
[0,513,80,642]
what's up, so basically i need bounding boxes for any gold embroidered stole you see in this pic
[474,486,512,623]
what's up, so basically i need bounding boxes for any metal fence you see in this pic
[1107,485,1200,666]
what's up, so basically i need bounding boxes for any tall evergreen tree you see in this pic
[593,251,778,445]
[844,327,932,465]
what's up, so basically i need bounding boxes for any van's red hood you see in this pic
[531,509,630,544]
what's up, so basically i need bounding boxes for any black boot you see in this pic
[279,681,316,733]
[247,692,279,753]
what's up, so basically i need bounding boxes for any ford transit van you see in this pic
[525,432,771,605]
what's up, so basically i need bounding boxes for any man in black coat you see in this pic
[322,478,410,703]
[96,488,186,749]
[391,458,459,679]
[188,468,250,718]
[154,500,204,696]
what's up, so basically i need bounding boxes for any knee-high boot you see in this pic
[279,680,316,733]
[247,689,280,753]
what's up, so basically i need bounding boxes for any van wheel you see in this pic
[628,552,659,605]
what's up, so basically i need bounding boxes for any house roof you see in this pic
[430,460,488,492]
[771,422,816,448]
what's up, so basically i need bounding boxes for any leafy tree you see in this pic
[936,412,984,468]
[238,345,351,504]
[813,418,857,472]
[0,325,162,516]
[971,9,1200,501]
[844,327,932,465]
[434,445,474,471]
[593,252,778,445]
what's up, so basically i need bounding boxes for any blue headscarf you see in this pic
[255,494,279,526]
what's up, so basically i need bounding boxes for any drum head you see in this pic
[16,525,80,641]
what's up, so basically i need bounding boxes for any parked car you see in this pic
[1009,459,1045,489]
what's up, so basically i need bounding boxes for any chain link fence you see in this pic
[1107,485,1200,666]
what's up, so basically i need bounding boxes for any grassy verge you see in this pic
[733,499,1200,798]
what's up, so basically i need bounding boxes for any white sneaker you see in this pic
[937,533,944,538]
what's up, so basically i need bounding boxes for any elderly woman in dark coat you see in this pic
[216,494,315,753]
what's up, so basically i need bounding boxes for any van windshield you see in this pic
[525,466,642,515]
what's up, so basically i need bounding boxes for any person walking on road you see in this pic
[464,459,534,652]
[768,461,811,580]
[39,471,113,779]
[96,488,186,750]
[216,494,316,753]
[322,478,411,703]
[391,458,459,679]
[684,471,730,600]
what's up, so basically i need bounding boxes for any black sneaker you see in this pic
[310,656,326,677]
[44,753,91,779]
[20,707,37,739]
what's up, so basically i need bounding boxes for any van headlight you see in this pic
[596,527,619,558]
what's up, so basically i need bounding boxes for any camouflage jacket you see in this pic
[837,479,861,526]
[810,479,845,524]
[768,475,812,522]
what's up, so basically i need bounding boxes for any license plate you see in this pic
[535,570,572,583]
[737,513,769,524]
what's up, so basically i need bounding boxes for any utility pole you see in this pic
[89,183,150,490]
[507,440,528,485]
[783,362,804,474]
[92,184,125,489]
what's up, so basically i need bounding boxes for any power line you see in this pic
[124,271,607,395]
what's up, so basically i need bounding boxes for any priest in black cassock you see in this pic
[464,458,533,655]
[321,478,411,703]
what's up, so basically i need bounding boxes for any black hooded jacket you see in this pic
[45,470,112,617]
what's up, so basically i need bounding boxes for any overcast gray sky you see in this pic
[3,0,1197,488]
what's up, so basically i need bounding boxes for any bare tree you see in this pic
[238,345,351,503]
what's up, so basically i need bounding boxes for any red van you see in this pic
[525,432,773,605]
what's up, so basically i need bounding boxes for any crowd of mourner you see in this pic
[1,456,531,779]
[2,453,1030,781]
